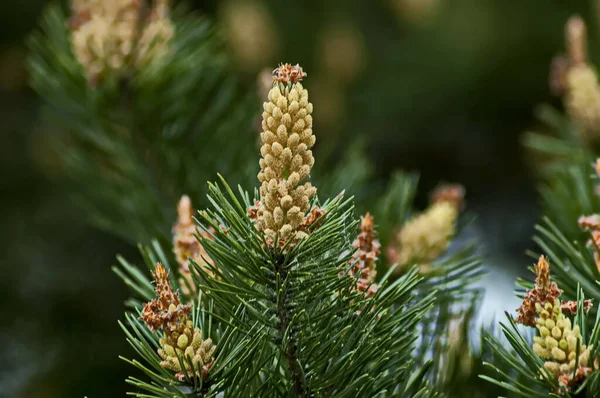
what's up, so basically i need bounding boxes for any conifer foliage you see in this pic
[27,2,487,396]
[117,65,437,397]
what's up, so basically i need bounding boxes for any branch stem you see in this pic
[275,254,305,397]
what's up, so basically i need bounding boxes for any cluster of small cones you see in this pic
[387,184,464,275]
[141,263,216,381]
[347,213,380,299]
[515,256,594,392]
[70,0,174,84]
[550,16,600,142]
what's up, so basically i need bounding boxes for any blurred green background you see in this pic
[1,0,596,396]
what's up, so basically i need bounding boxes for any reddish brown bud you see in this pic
[272,63,307,84]
[430,183,465,209]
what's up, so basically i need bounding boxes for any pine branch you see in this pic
[190,177,435,395]
[271,252,306,396]
[483,253,600,397]
[106,59,484,396]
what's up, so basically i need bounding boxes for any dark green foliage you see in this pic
[316,151,487,396]
[370,172,485,396]
[439,320,510,398]
[523,105,597,240]
[116,177,438,396]
[26,4,258,245]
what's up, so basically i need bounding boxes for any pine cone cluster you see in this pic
[70,0,173,84]
[534,301,593,390]
[142,263,216,380]
[158,319,216,381]
[516,256,594,392]
[254,63,317,248]
[565,64,600,140]
[348,213,380,299]
[552,16,600,141]
[388,185,462,273]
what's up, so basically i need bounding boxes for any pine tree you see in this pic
[117,65,437,396]
[483,14,600,397]
[27,3,487,396]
